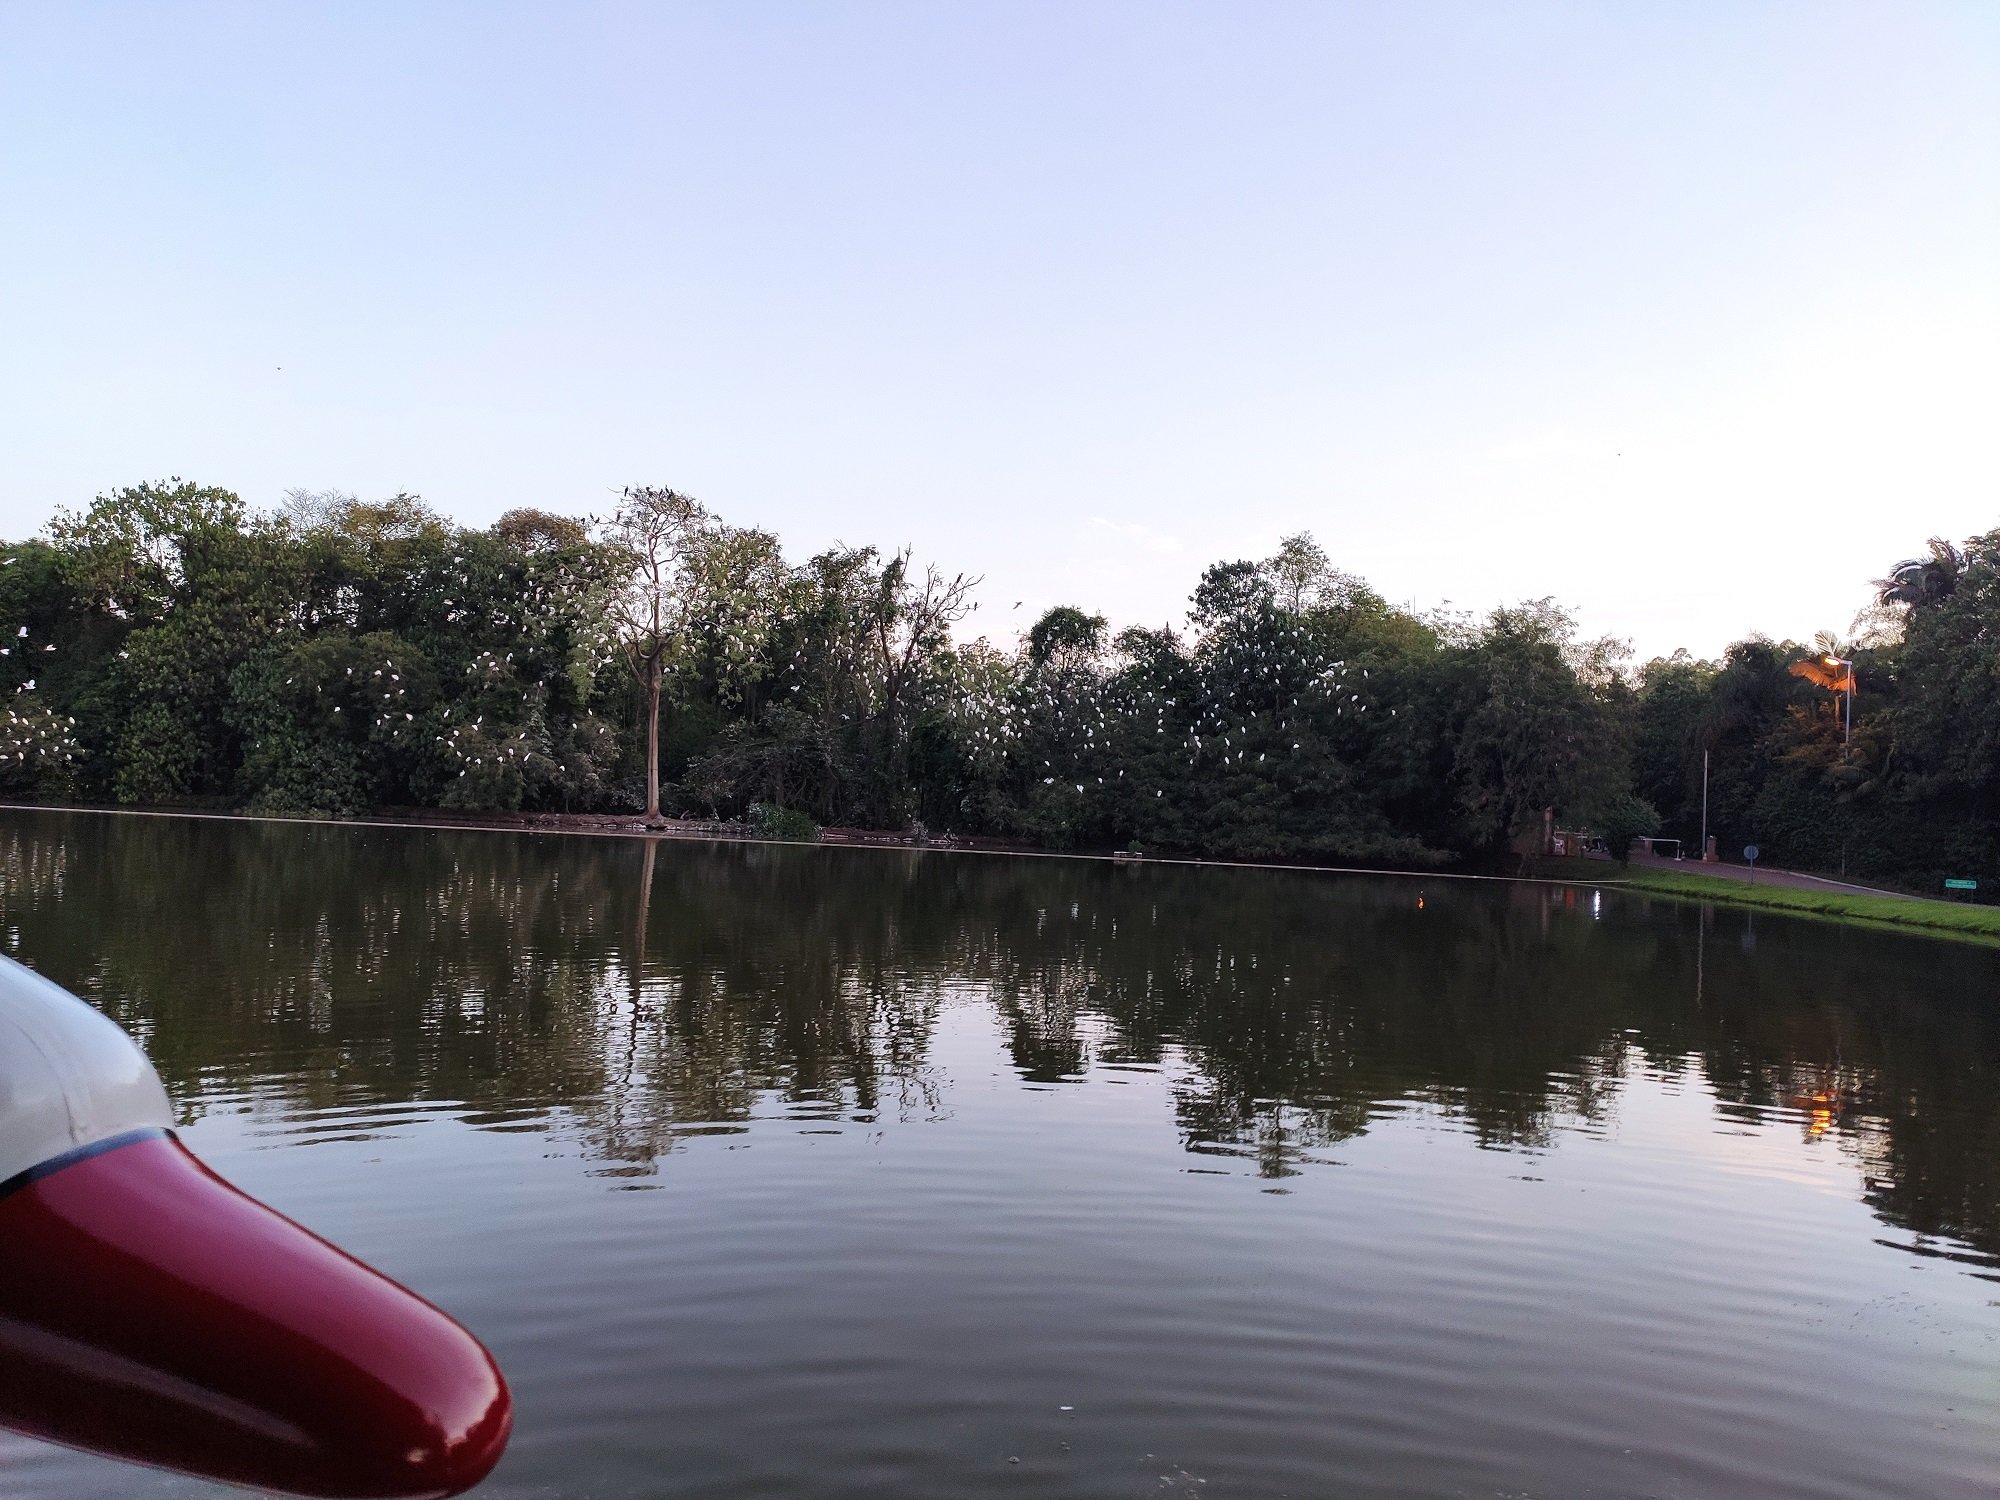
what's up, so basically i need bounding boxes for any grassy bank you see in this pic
[1535,858,2000,944]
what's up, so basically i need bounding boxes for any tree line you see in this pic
[0,479,1992,891]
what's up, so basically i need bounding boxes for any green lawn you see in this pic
[1531,859,2000,944]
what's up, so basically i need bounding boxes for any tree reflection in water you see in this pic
[1,809,1995,1265]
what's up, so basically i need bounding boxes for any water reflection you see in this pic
[2,810,1996,1268]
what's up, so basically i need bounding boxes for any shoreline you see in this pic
[0,799,1610,888]
[6,801,1995,943]
[1534,856,2000,946]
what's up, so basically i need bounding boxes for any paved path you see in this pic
[1628,851,1914,899]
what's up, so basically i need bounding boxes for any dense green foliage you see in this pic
[1630,533,2000,893]
[2,483,1995,890]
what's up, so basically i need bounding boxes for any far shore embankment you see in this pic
[1533,853,2000,945]
[5,801,1996,945]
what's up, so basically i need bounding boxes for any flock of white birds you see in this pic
[1,623,81,768]
[945,623,1400,806]
[3,542,1409,808]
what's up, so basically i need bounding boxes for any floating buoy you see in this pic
[0,956,510,1497]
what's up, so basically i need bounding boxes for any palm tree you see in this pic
[1874,537,1964,609]
[1788,631,1857,742]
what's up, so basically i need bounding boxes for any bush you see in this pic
[1594,792,1662,862]
[748,802,820,842]
[114,702,202,803]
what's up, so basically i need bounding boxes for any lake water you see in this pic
[2,808,1997,1500]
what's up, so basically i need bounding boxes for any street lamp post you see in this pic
[1700,747,1709,861]
[1824,655,1853,744]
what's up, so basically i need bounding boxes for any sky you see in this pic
[1,2,1994,662]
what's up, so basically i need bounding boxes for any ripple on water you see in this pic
[2,815,1997,1499]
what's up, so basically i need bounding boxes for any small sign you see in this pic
[1945,878,1978,891]
[1744,844,1759,863]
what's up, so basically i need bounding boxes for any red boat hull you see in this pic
[0,1131,511,1499]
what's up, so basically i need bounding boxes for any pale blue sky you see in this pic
[2,2,1994,660]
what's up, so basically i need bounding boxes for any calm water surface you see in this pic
[1,809,1997,1499]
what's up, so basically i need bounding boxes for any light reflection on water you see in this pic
[1,809,1997,1499]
